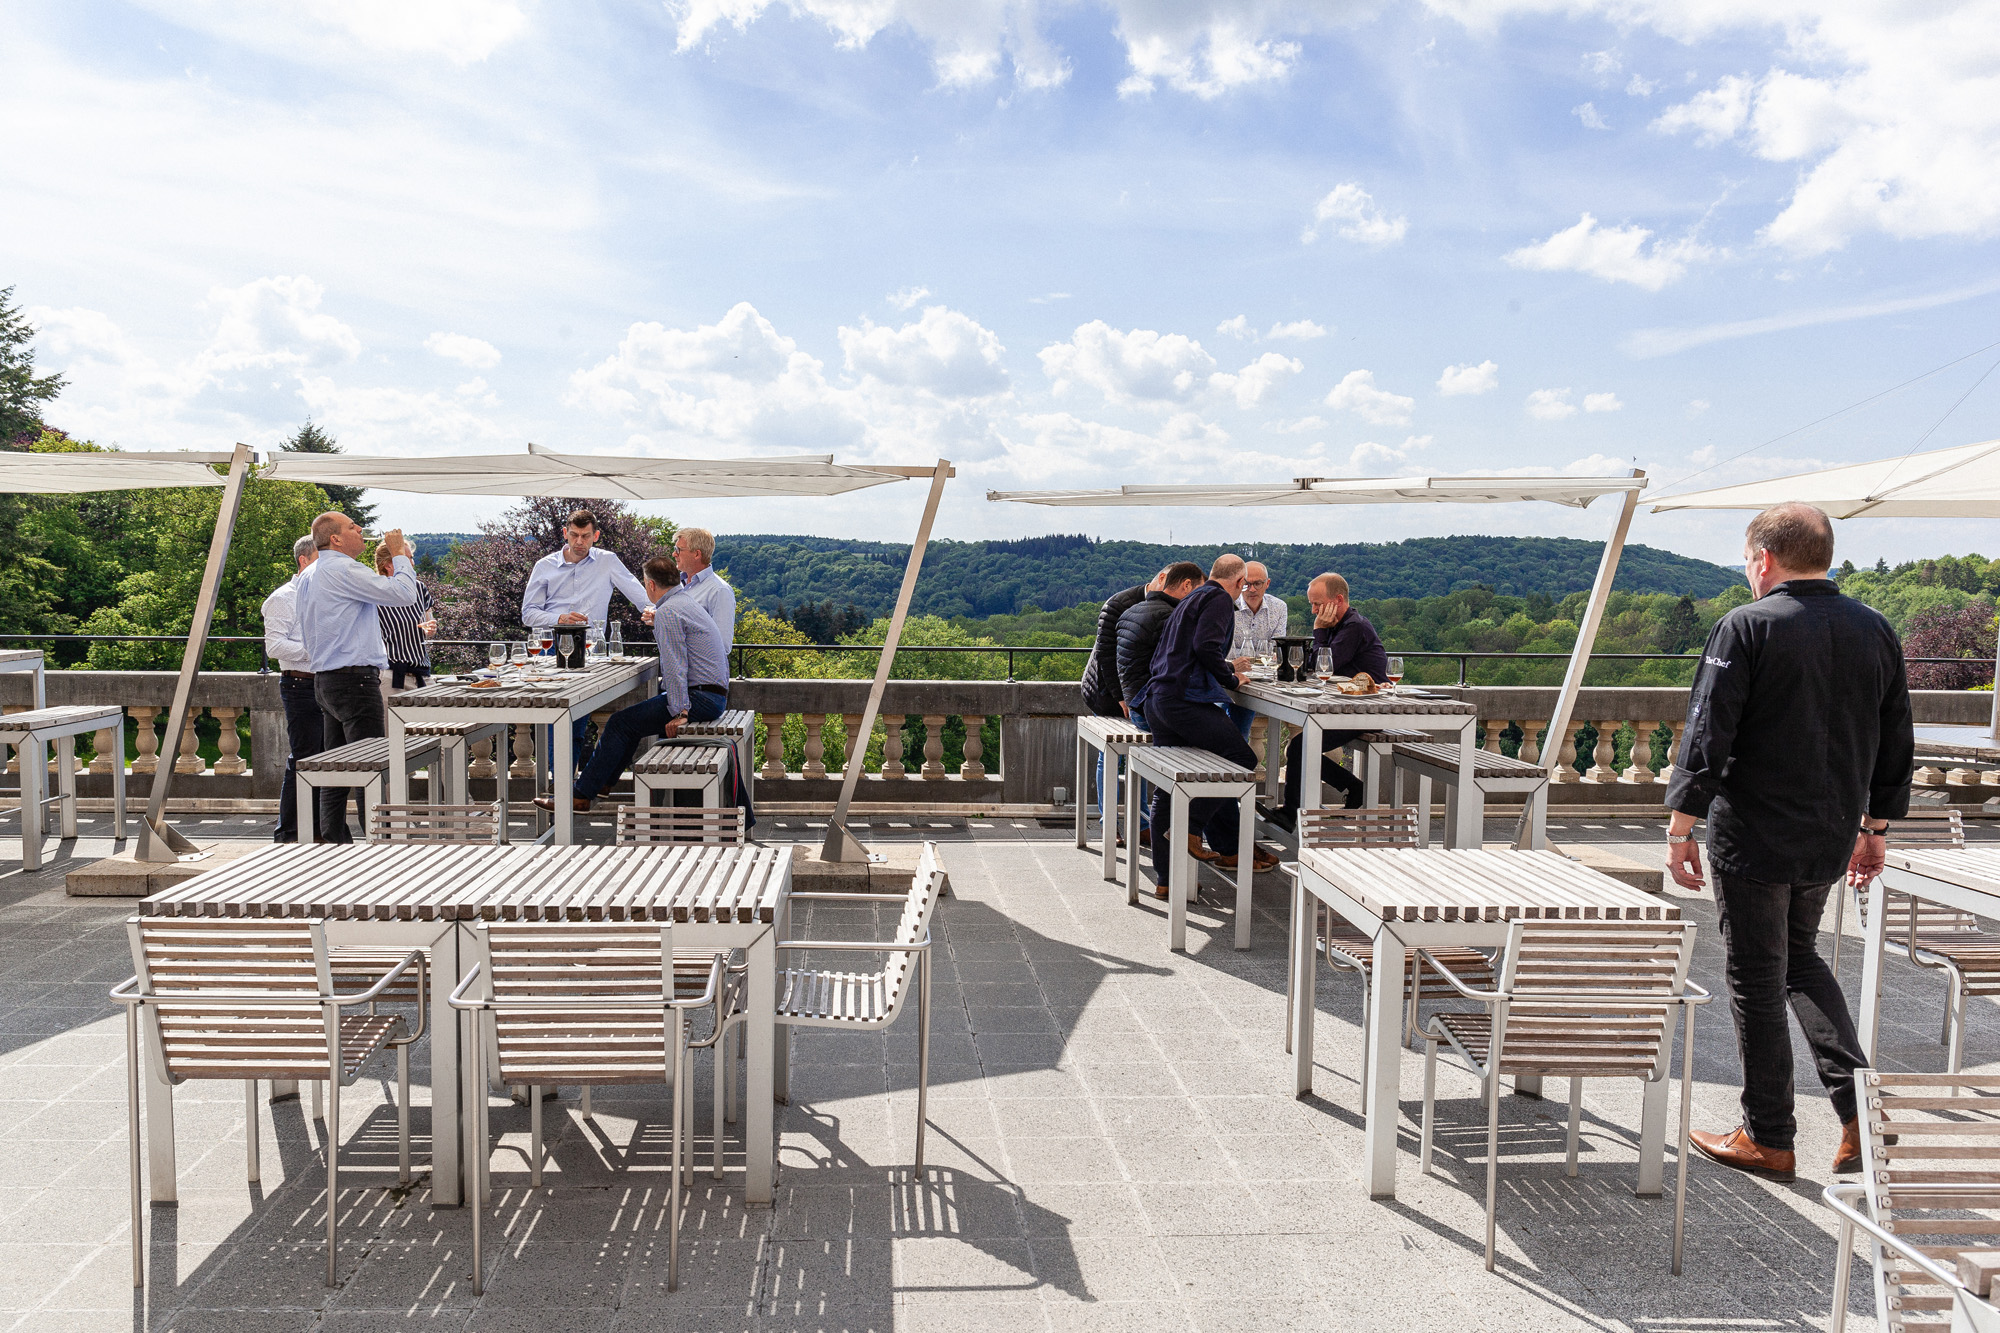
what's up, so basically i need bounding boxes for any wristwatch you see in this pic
[1858,823,1886,835]
[1666,831,1697,844]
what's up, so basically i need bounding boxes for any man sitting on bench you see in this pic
[1258,571,1387,833]
[542,555,731,815]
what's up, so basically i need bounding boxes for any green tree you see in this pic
[278,420,376,527]
[0,287,64,447]
[1660,595,1701,653]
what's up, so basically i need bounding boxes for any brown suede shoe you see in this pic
[1215,847,1283,872]
[1689,1125,1796,1181]
[1832,1118,1862,1174]
[1187,834,1220,863]
[533,795,593,814]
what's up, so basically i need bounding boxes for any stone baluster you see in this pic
[760,714,788,780]
[212,707,246,776]
[1583,720,1619,783]
[1622,721,1658,784]
[840,713,863,773]
[91,724,118,775]
[960,716,987,781]
[1519,721,1545,767]
[469,736,497,780]
[1947,767,1979,790]
[921,715,948,780]
[881,714,907,779]
[1654,720,1678,784]
[175,710,205,774]
[1914,764,1946,788]
[801,714,827,779]
[1550,722,1580,783]
[1983,768,2000,789]
[1249,716,1269,780]
[509,724,536,779]
[129,707,160,775]
[1481,723,1503,755]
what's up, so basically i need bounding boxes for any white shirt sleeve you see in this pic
[520,556,558,628]
[262,583,304,667]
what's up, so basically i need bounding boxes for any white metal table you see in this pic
[385,659,659,845]
[140,840,791,1207]
[1856,846,2000,1064]
[0,649,46,709]
[1290,846,1681,1198]
[1229,682,1479,844]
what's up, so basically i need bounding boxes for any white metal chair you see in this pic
[777,842,947,1172]
[1825,1070,2000,1333]
[450,923,726,1295]
[615,805,747,845]
[1832,808,1966,975]
[111,917,423,1288]
[1417,918,1708,1273]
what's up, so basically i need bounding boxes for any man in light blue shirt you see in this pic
[550,554,739,817]
[642,526,736,656]
[298,511,422,842]
[521,508,650,768]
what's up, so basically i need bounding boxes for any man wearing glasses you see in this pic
[1226,561,1285,740]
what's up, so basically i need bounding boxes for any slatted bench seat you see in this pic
[1391,741,1549,850]
[632,741,732,808]
[1340,728,1431,806]
[673,709,756,807]
[1075,715,1154,883]
[407,721,509,805]
[294,736,440,843]
[1124,745,1259,951]
[0,705,126,870]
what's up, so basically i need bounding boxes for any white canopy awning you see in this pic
[0,449,236,493]
[260,445,925,501]
[1650,439,2000,518]
[988,475,1646,509]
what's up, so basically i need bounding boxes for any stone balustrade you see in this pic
[1,671,1993,809]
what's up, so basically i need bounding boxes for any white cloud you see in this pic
[1210,352,1303,408]
[1652,74,1752,147]
[1267,319,1327,340]
[1622,273,2000,357]
[1038,321,1216,404]
[1625,73,1658,97]
[1436,360,1499,396]
[887,286,931,310]
[1504,213,1713,291]
[125,0,529,65]
[838,305,1010,398]
[1686,398,1712,417]
[424,331,501,369]
[1583,391,1623,412]
[1028,292,1072,304]
[1572,102,1609,130]
[1325,370,1414,426]
[1526,388,1578,420]
[1216,315,1253,339]
[1582,50,1620,77]
[1302,182,1407,245]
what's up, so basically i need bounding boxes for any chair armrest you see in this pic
[1823,1182,1962,1288]
[776,935,931,954]
[109,977,140,1006]
[1415,950,1502,1002]
[783,892,916,903]
[447,954,728,1013]
[332,949,424,1007]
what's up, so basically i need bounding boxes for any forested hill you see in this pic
[702,533,1743,619]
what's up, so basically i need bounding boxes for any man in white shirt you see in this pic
[641,526,737,655]
[1227,561,1286,740]
[297,511,422,842]
[262,534,320,843]
[521,509,651,768]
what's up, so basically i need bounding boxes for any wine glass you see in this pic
[1387,655,1405,688]
[487,642,504,671]
[587,621,605,657]
[1315,648,1335,688]
[510,642,527,668]
[1287,645,1305,678]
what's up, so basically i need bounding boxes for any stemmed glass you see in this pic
[1287,645,1305,678]
[487,642,505,671]
[510,642,527,668]
[1315,648,1335,689]
[1387,656,1405,689]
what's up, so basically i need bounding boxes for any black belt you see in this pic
[691,684,727,695]
[282,670,313,681]
[317,665,379,677]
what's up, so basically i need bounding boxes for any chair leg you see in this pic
[712,1028,726,1181]
[472,1018,485,1297]
[1404,955,1422,1050]
[669,1008,684,1294]
[726,1023,739,1126]
[1484,1056,1500,1273]
[530,1086,543,1188]
[1420,1034,1437,1171]
[1673,1002,1695,1276]
[1947,973,1967,1074]
[311,1078,323,1122]
[397,1044,410,1187]
[325,1051,340,1287]
[246,1079,260,1183]
[916,948,932,1175]
[1565,1076,1582,1177]
[582,1084,593,1121]
[1359,979,1373,1119]
[1829,1213,1855,1331]
[126,1006,143,1289]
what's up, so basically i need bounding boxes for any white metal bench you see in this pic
[370,801,507,845]
[632,741,732,809]
[407,720,509,805]
[673,709,756,808]
[615,806,746,845]
[1339,728,1430,806]
[294,736,440,842]
[1074,714,1153,882]
[1124,745,1258,951]
[1391,741,1550,849]
[0,704,126,870]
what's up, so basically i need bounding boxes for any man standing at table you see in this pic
[1225,561,1285,741]
[297,513,422,843]
[522,509,651,768]
[1258,572,1385,831]
[1667,502,1913,1181]
[545,554,731,815]
[262,534,320,844]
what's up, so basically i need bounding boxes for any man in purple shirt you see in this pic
[1259,572,1389,832]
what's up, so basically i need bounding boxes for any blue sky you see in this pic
[6,0,2000,571]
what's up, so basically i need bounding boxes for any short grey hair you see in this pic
[292,535,317,562]
[678,527,715,563]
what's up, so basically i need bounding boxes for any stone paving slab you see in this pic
[3,808,1996,1329]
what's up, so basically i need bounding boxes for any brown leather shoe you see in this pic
[1215,847,1283,872]
[1832,1118,1862,1174]
[1187,835,1220,863]
[1689,1125,1796,1181]
[533,795,593,814]
[1137,827,1151,849]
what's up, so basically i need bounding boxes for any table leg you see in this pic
[554,722,574,846]
[1635,1073,1667,1196]
[1264,717,1283,805]
[1304,718,1326,812]
[746,927,776,1204]
[112,738,127,840]
[21,735,44,871]
[57,735,77,839]
[1454,722,1480,850]
[1125,762,1141,905]
[1363,928,1403,1198]
[144,1026,177,1203]
[431,925,464,1206]
[1858,872,1891,1063]
[1291,876,1314,1094]
[387,713,409,806]
[1074,736,1087,851]
[1101,749,1118,884]
[1233,788,1253,951]
[1169,791,1190,952]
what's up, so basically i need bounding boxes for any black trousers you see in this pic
[1281,729,1365,811]
[1712,870,1867,1149]
[314,667,385,844]
[276,674,324,842]
[1143,694,1254,885]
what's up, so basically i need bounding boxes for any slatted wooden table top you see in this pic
[1231,681,1474,717]
[1300,847,1680,923]
[1887,845,2000,893]
[140,842,791,924]
[393,659,656,710]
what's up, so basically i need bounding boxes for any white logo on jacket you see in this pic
[1704,655,1730,668]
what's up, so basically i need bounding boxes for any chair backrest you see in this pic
[878,843,948,1024]
[371,802,506,844]
[1858,811,1975,937]
[127,917,332,1083]
[1489,919,1694,1080]
[1300,807,1418,848]
[1858,1071,2000,1330]
[476,923,676,1087]
[615,805,746,846]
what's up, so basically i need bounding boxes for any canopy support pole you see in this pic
[136,444,253,863]
[1991,634,2000,747]
[821,460,951,864]
[1514,471,1642,850]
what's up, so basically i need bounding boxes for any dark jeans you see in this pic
[1281,729,1365,811]
[276,674,324,842]
[1143,693,1254,886]
[314,667,385,843]
[576,688,728,803]
[1712,870,1867,1149]
[545,718,590,773]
